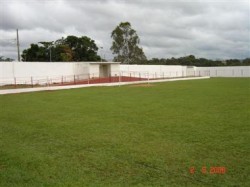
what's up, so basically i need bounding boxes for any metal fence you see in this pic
[192,69,250,77]
[1,68,249,89]
[0,70,200,88]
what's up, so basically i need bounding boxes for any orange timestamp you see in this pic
[189,166,226,174]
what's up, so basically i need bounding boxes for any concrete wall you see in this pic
[88,64,99,77]
[120,65,250,78]
[1,62,249,85]
[0,62,113,85]
[0,62,89,78]
[120,65,187,78]
[194,66,250,77]
[110,64,120,76]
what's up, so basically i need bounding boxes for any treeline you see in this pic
[0,56,14,62]
[22,36,101,62]
[146,55,250,66]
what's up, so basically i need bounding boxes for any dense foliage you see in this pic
[21,36,101,62]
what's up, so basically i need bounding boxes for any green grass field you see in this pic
[0,78,249,186]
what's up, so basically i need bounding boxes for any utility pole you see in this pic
[49,47,52,62]
[16,29,20,62]
[100,46,103,62]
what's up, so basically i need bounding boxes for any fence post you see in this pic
[14,77,16,88]
[147,72,149,84]
[119,72,121,87]
[61,76,63,85]
[31,76,33,88]
[232,69,234,77]
[215,70,217,77]
[241,69,243,76]
[74,75,76,84]
[88,73,90,84]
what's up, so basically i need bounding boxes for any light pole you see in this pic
[100,46,103,62]
[16,29,20,62]
[49,47,52,62]
[49,41,54,62]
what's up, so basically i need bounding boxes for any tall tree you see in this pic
[110,22,147,64]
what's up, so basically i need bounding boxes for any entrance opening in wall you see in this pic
[99,64,110,78]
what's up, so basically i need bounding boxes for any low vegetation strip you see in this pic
[0,78,249,186]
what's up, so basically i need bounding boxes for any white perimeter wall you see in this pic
[88,64,99,77]
[121,65,250,78]
[0,62,89,78]
[0,62,121,85]
[0,62,89,85]
[0,62,249,85]
[195,66,250,77]
[120,65,187,78]
[110,64,120,76]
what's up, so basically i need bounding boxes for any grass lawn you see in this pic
[0,78,249,186]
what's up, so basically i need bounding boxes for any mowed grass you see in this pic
[0,78,249,187]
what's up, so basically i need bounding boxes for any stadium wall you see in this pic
[0,62,249,85]
[194,66,250,77]
[0,62,89,78]
[120,65,187,78]
[0,62,119,85]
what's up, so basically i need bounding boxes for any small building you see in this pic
[88,62,120,78]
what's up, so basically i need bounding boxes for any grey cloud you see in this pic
[0,0,249,60]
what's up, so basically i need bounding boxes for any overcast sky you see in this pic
[0,0,249,61]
